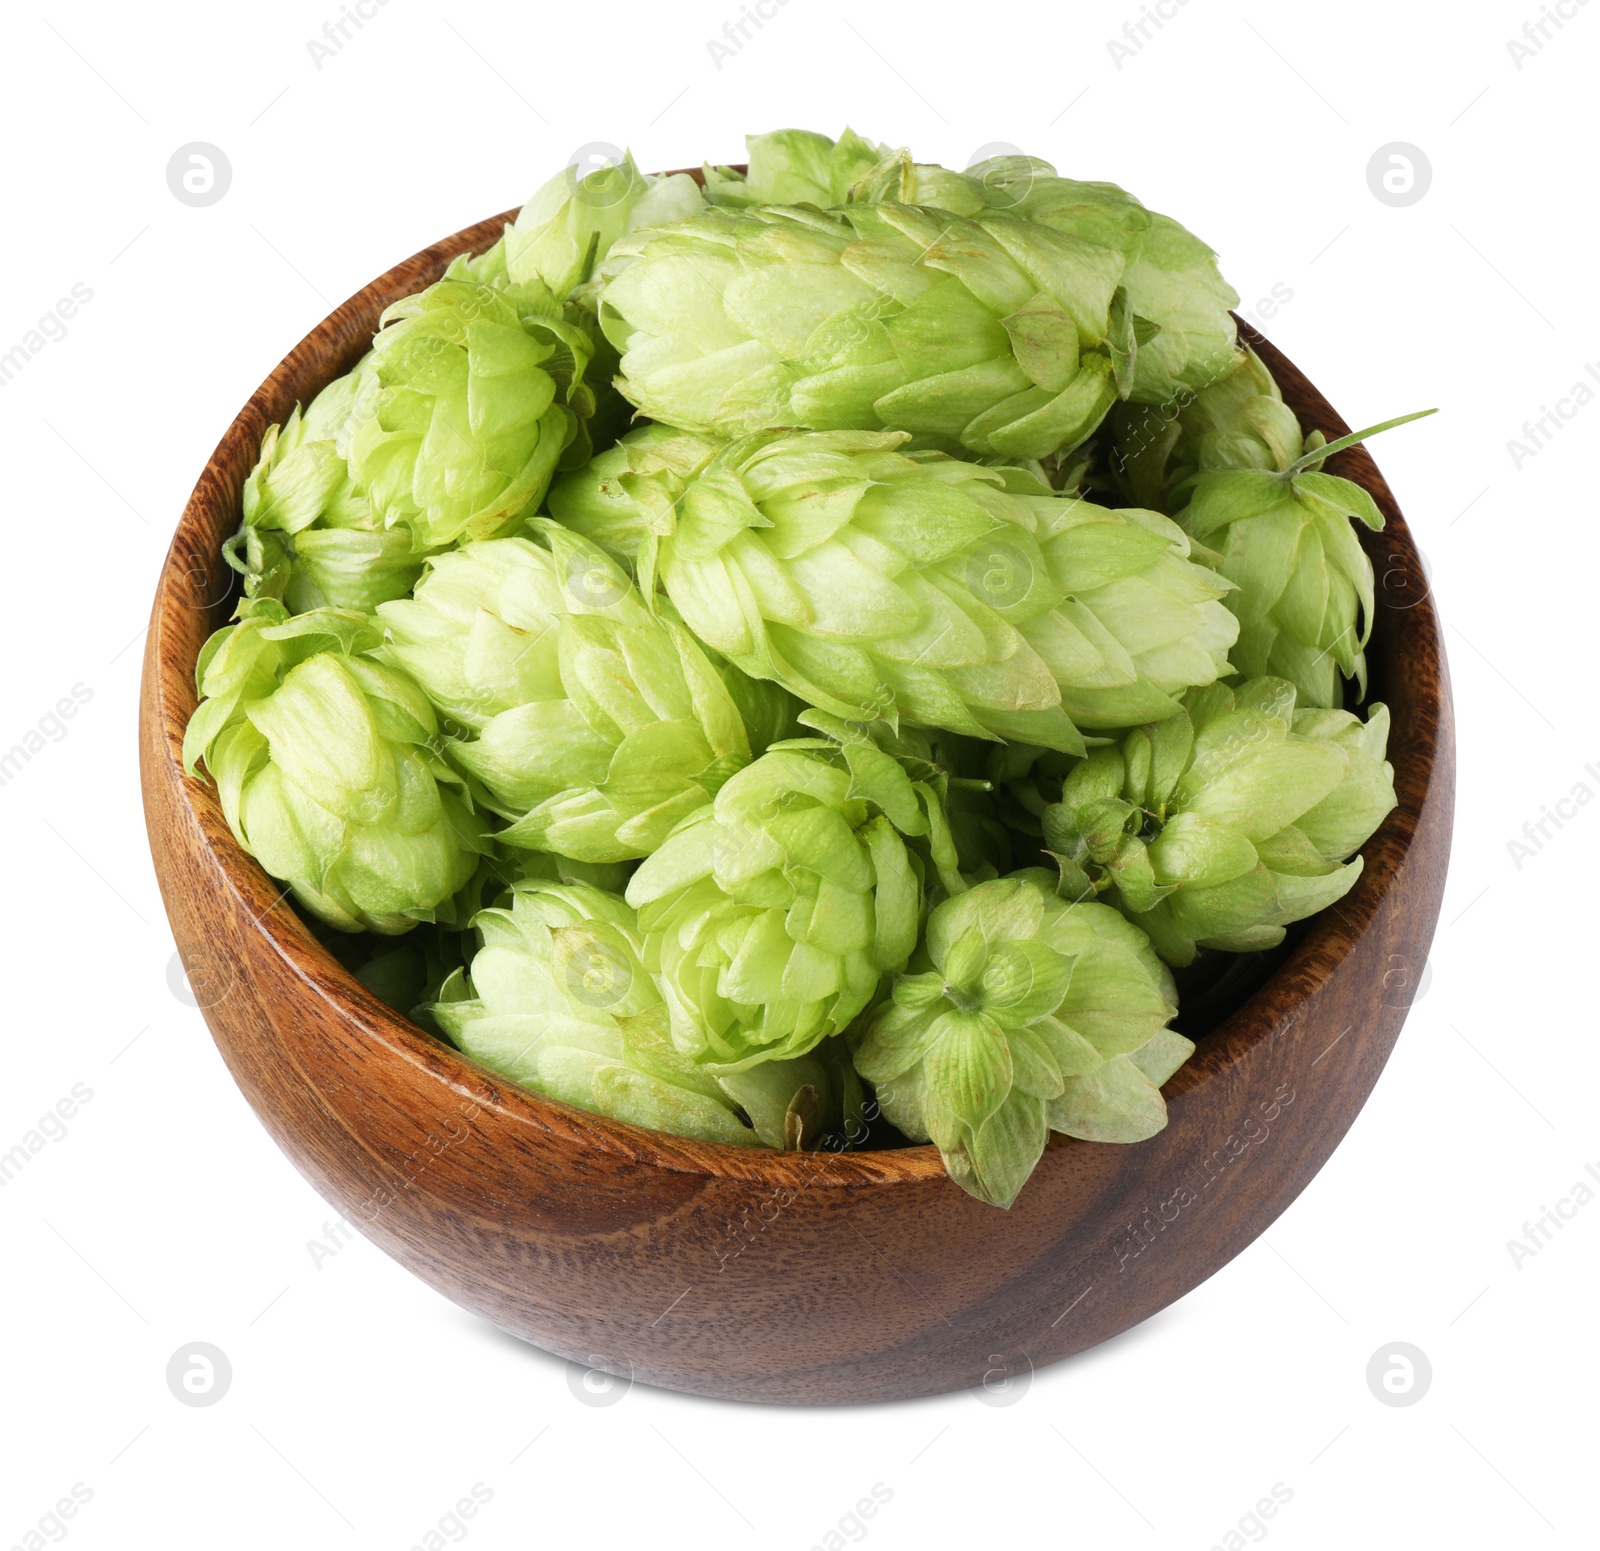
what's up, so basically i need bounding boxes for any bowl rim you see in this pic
[144,187,1446,1192]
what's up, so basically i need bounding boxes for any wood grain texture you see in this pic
[139,195,1455,1404]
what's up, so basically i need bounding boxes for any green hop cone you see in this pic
[625,719,967,1069]
[227,251,602,614]
[596,197,1139,460]
[843,141,1239,405]
[346,257,596,553]
[854,872,1188,1208]
[182,600,491,934]
[1115,350,1434,706]
[377,522,763,865]
[550,426,1237,752]
[489,151,706,458]
[702,129,1238,404]
[1181,455,1389,708]
[1041,677,1397,966]
[224,358,427,614]
[500,150,705,301]
[433,880,860,1149]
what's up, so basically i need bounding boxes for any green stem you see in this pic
[1286,407,1437,478]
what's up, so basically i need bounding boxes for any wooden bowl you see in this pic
[140,189,1454,1405]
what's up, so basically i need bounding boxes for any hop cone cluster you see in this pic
[185,131,1419,1210]
[551,425,1237,749]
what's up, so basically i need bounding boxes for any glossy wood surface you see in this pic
[140,190,1454,1403]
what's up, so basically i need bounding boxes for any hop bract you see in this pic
[625,724,965,1068]
[378,523,761,864]
[702,127,890,208]
[550,425,1237,751]
[854,872,1189,1207]
[1042,677,1397,965]
[597,199,1138,460]
[434,880,858,1148]
[183,601,490,934]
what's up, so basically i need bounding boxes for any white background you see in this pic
[1,0,1595,1546]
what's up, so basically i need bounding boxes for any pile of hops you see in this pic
[186,129,1406,1207]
